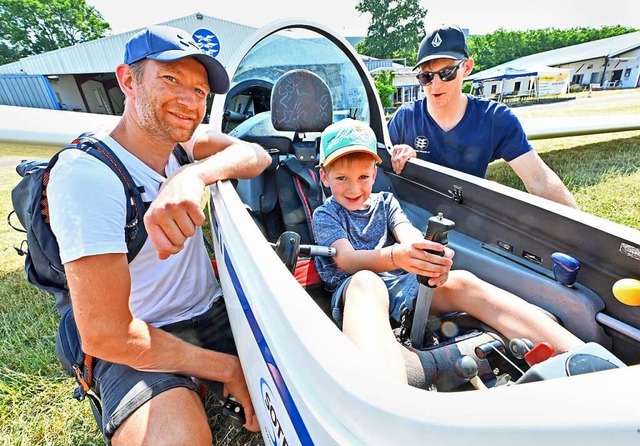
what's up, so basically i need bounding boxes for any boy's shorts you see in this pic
[58,298,235,443]
[331,271,419,328]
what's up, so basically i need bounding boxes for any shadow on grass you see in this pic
[487,135,640,192]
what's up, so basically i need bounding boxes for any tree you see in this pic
[0,0,110,65]
[468,26,638,74]
[355,0,427,67]
[373,70,396,108]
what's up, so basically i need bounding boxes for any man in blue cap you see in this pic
[388,24,578,209]
[47,25,270,443]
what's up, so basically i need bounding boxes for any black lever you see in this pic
[221,395,246,425]
[417,212,456,288]
[409,213,456,348]
[454,356,487,390]
[271,231,336,274]
[272,231,301,274]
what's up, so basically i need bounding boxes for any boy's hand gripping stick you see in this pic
[410,213,456,348]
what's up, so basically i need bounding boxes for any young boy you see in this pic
[312,118,583,384]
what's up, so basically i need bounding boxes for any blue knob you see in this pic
[551,252,581,287]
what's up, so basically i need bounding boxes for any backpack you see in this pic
[8,133,189,315]
[8,133,190,426]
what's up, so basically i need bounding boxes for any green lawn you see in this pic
[1,90,639,444]
[488,88,640,229]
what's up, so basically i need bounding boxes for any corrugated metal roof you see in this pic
[467,31,640,81]
[0,74,60,109]
[0,13,257,75]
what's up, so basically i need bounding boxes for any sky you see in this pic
[86,0,638,37]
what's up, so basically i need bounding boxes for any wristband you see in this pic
[390,244,398,268]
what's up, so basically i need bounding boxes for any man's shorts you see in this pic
[330,271,419,328]
[58,298,235,443]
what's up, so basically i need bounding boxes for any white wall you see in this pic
[49,75,87,112]
[558,49,640,89]
[480,76,535,97]
[392,72,425,104]
[80,80,112,115]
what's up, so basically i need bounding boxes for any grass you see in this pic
[487,89,640,229]
[1,89,639,444]
[0,155,104,445]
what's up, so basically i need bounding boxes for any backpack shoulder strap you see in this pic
[70,134,147,262]
[172,143,191,166]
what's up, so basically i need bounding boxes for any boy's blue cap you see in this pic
[124,25,229,94]
[320,119,382,167]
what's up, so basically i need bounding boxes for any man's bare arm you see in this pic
[190,130,272,181]
[65,253,258,431]
[509,151,579,209]
[146,132,272,259]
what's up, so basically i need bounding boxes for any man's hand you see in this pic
[391,144,417,174]
[144,166,207,260]
[223,357,260,432]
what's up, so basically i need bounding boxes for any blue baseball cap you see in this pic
[124,25,229,94]
[320,118,382,167]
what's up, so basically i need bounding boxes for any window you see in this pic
[590,72,600,84]
[624,68,632,78]
[491,85,497,94]
[587,64,594,69]
[572,74,584,84]
[514,81,521,92]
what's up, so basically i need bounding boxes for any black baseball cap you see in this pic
[413,24,469,70]
[124,25,229,94]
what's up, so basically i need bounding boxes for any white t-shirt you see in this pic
[48,133,221,327]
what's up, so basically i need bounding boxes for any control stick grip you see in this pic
[418,213,455,288]
[299,244,336,257]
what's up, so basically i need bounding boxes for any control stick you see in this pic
[409,213,455,348]
[454,356,487,390]
[271,231,336,274]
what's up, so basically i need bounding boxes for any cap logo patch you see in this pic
[431,32,442,48]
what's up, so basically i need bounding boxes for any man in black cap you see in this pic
[388,24,578,208]
[47,25,270,443]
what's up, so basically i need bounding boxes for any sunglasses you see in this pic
[416,59,467,86]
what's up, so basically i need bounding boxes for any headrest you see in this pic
[271,69,333,133]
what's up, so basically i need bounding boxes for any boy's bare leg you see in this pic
[342,271,408,383]
[432,270,584,353]
[112,387,211,446]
